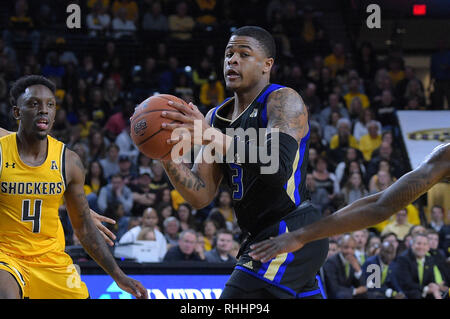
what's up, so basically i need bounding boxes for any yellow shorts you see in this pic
[0,249,89,299]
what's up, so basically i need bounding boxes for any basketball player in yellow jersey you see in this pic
[0,128,117,247]
[0,75,148,299]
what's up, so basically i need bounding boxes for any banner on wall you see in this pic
[82,274,229,299]
[397,110,450,170]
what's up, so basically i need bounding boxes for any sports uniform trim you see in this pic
[61,144,67,190]
[235,266,322,298]
[284,127,310,206]
[257,221,295,283]
[259,84,285,127]
[0,261,26,287]
[0,143,3,177]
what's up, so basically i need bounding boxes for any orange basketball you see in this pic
[130,94,187,161]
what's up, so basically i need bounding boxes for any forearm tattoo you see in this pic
[164,161,206,191]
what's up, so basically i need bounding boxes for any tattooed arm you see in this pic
[250,143,450,262]
[266,87,309,143]
[160,88,308,205]
[223,87,308,187]
[64,149,148,298]
[161,108,224,209]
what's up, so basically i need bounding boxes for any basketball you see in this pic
[130,94,188,161]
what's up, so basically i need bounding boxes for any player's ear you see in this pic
[263,57,274,74]
[12,105,20,120]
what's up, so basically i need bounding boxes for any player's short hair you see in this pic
[10,75,56,106]
[231,26,276,59]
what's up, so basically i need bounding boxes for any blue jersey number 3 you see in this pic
[229,163,243,200]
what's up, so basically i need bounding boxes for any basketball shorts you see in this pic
[0,249,89,299]
[221,201,329,299]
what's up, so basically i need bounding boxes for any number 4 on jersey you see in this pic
[21,199,42,233]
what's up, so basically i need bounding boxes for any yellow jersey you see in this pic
[0,133,67,257]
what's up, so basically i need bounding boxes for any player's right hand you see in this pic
[249,232,304,263]
[116,275,149,299]
[161,101,212,146]
[90,209,116,246]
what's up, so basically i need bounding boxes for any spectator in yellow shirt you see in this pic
[387,57,405,88]
[381,208,413,241]
[77,111,94,140]
[330,118,359,150]
[168,1,196,41]
[87,0,110,8]
[324,42,346,77]
[373,204,421,234]
[359,120,382,162]
[199,73,224,109]
[171,188,186,211]
[112,0,138,23]
[344,77,370,110]
[203,219,217,251]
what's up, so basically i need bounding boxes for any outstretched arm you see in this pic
[64,149,148,298]
[250,143,450,262]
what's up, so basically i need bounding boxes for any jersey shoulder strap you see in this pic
[210,97,231,126]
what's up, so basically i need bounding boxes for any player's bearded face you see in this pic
[15,85,56,139]
[223,36,269,90]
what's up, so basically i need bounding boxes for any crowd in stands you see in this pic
[0,0,449,298]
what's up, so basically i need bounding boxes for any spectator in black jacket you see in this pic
[427,229,450,284]
[439,224,450,258]
[205,229,237,263]
[362,241,405,298]
[163,229,205,262]
[323,234,368,298]
[393,233,448,299]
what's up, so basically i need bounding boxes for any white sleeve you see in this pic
[156,231,168,261]
[119,226,140,244]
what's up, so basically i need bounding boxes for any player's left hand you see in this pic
[249,232,304,263]
[161,101,212,146]
[90,209,117,246]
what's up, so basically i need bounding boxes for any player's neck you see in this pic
[16,131,48,163]
[233,80,269,113]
